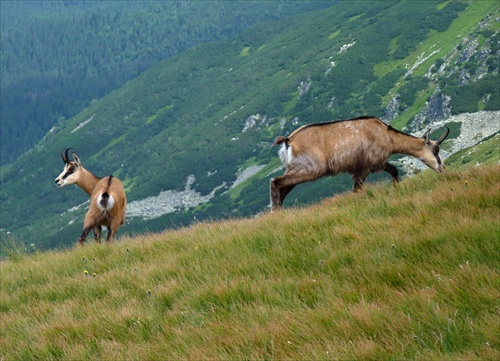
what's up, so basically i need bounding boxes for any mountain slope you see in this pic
[0,0,335,164]
[1,164,499,359]
[0,0,499,250]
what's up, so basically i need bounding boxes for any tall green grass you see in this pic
[1,165,499,360]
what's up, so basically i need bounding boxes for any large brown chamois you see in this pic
[270,116,449,210]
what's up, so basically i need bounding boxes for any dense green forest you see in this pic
[0,0,335,165]
[1,0,499,251]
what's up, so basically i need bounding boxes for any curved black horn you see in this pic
[61,148,73,163]
[437,127,450,145]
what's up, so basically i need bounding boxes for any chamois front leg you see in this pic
[352,175,367,192]
[383,162,399,187]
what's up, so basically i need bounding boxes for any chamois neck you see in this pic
[390,130,425,158]
[77,167,101,196]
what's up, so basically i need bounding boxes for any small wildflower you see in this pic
[126,248,130,252]
[82,257,85,261]
[391,244,396,249]
[84,270,89,276]
[146,289,152,296]
[134,267,138,272]
[464,180,469,185]
[92,273,97,278]
[92,257,96,261]
[23,277,27,282]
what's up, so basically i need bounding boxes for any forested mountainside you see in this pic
[0,0,498,251]
[0,0,335,165]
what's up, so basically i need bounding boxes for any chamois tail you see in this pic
[98,175,115,211]
[273,136,289,146]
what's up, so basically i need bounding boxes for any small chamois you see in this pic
[270,116,449,210]
[55,148,127,245]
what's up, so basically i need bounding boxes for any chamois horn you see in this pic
[61,148,73,164]
[437,127,450,145]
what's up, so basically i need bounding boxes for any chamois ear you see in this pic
[72,152,82,167]
[422,129,431,144]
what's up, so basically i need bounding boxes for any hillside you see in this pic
[0,0,334,164]
[0,0,499,250]
[1,164,499,359]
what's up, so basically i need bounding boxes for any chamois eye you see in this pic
[69,165,76,172]
[433,146,440,155]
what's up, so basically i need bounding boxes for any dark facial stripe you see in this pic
[62,166,75,179]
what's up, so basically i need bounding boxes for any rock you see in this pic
[382,96,399,123]
[406,89,451,131]
[298,78,311,98]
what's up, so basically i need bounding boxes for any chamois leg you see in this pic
[270,173,319,211]
[93,225,102,243]
[78,226,93,245]
[279,184,296,205]
[383,162,399,186]
[352,175,367,192]
[80,211,97,245]
[270,178,282,211]
[106,219,121,242]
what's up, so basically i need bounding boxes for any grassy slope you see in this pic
[1,161,499,360]
[1,0,498,250]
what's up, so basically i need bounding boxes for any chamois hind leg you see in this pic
[78,226,93,246]
[105,219,121,243]
[93,225,102,243]
[79,211,97,245]
[270,173,319,211]
[383,162,399,186]
[279,184,296,205]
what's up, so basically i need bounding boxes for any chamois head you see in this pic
[55,148,83,187]
[419,127,450,173]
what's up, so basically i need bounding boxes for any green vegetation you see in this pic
[1,164,498,359]
[444,74,500,114]
[1,0,499,251]
[0,0,334,164]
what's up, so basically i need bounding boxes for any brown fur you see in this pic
[55,150,127,245]
[270,116,449,210]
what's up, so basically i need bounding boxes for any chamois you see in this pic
[55,148,127,245]
[270,116,449,210]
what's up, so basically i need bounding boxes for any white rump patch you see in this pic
[278,144,293,165]
[97,194,115,212]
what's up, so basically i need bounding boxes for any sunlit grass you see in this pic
[1,165,499,360]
